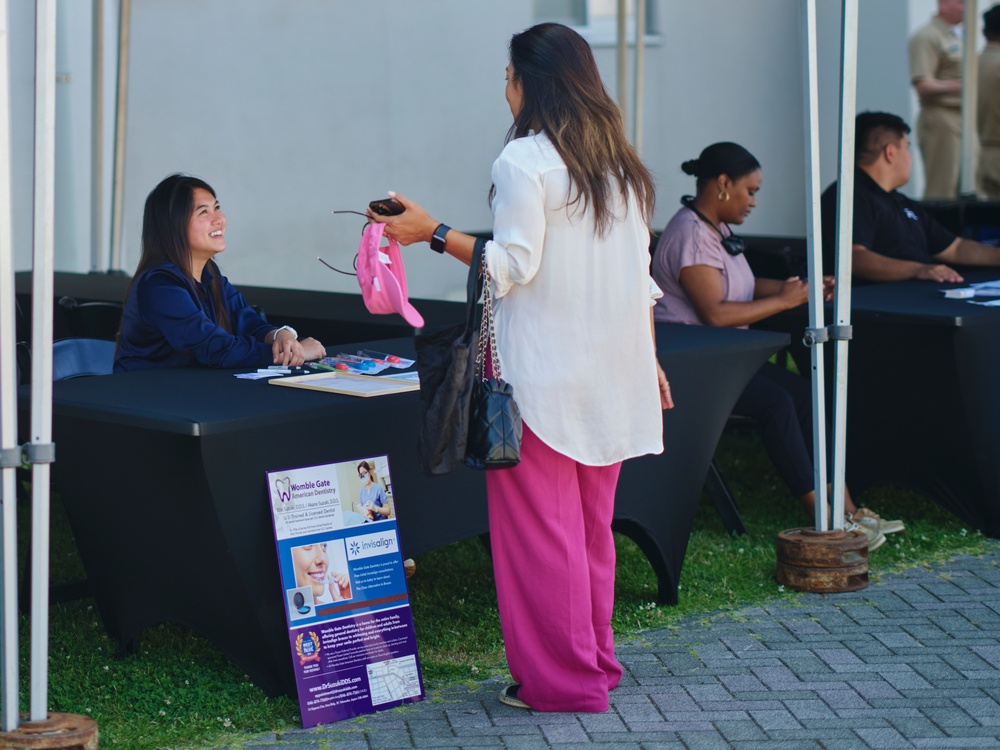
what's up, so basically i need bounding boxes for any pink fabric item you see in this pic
[356,221,425,328]
[486,423,623,713]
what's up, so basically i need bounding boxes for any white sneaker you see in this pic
[845,518,885,552]
[850,507,904,536]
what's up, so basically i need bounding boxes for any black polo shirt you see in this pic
[820,168,956,275]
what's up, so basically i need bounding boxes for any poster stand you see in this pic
[266,455,424,727]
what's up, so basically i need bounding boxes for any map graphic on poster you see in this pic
[266,456,424,727]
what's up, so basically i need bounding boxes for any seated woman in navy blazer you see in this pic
[115,174,325,372]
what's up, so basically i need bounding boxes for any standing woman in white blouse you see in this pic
[370,22,673,713]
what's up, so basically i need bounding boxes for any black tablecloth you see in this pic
[757,270,1000,537]
[21,327,787,696]
[842,272,1000,537]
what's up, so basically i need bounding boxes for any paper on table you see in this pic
[269,370,420,397]
[942,288,975,299]
[380,371,420,383]
[968,279,1000,297]
[968,298,1000,306]
[235,371,284,379]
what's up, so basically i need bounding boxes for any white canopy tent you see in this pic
[4,0,978,732]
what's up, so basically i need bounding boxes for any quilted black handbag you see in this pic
[464,255,522,470]
[413,239,485,475]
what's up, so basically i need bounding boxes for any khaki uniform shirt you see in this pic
[979,42,1000,146]
[909,16,963,108]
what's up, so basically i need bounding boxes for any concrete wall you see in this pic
[8,0,965,302]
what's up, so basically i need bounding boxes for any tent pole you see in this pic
[616,0,627,127]
[0,0,22,730]
[801,0,829,531]
[960,0,979,196]
[633,0,645,153]
[30,0,57,721]
[109,0,131,272]
[90,0,104,272]
[831,0,859,532]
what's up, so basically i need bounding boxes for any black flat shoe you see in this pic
[499,684,531,710]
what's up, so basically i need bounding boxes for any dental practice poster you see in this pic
[266,455,424,727]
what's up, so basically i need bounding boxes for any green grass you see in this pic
[14,430,993,748]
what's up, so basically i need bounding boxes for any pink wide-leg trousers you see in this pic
[486,423,623,712]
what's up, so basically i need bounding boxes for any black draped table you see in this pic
[21,326,786,696]
[838,271,1000,538]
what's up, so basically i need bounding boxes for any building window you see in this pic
[535,0,586,26]
[534,0,657,44]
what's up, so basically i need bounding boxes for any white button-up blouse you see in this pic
[483,132,664,466]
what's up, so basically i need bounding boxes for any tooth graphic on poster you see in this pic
[275,477,292,503]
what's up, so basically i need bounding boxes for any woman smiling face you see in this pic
[186,187,226,267]
[292,543,328,598]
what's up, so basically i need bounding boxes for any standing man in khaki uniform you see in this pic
[909,0,966,199]
[979,5,1000,199]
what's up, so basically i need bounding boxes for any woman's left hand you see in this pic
[365,192,439,246]
[299,337,327,362]
[822,275,836,302]
[657,361,675,410]
[272,329,306,366]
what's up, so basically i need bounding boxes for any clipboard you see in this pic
[269,370,420,397]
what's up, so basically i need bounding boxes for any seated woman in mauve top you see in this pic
[114,174,325,372]
[651,142,902,551]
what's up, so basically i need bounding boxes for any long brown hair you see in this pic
[503,23,654,235]
[122,174,232,333]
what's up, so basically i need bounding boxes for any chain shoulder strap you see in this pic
[475,256,501,381]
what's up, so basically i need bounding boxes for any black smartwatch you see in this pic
[430,223,450,254]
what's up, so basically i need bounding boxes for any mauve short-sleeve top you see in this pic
[651,206,756,328]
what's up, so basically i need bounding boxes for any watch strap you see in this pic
[274,325,298,340]
[430,223,450,254]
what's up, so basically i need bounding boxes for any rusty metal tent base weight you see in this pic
[776,527,869,593]
[0,713,98,750]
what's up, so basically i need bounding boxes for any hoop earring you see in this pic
[717,190,730,202]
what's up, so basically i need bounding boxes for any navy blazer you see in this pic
[114,261,275,372]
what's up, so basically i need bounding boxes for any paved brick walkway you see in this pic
[229,544,1000,749]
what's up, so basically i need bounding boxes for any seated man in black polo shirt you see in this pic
[821,111,1000,282]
